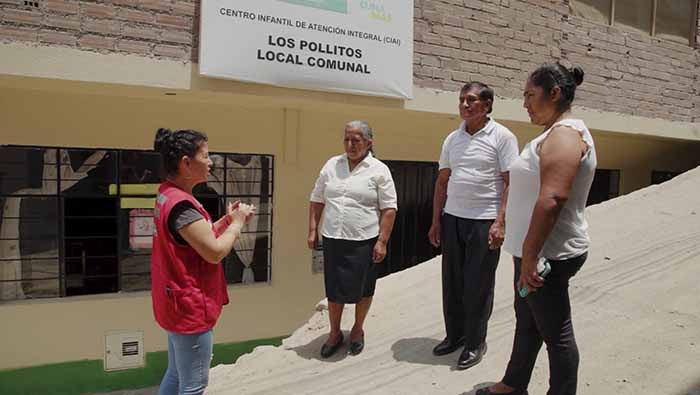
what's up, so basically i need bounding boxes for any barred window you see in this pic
[572,0,698,45]
[571,0,611,25]
[655,0,696,44]
[614,0,653,36]
[0,146,274,301]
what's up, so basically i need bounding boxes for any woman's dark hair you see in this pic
[153,128,208,176]
[529,63,584,112]
[461,82,495,114]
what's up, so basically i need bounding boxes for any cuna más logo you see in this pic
[278,0,348,14]
[360,0,391,22]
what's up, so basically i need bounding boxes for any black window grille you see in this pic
[586,168,621,206]
[0,146,274,301]
[380,160,440,278]
[651,170,682,185]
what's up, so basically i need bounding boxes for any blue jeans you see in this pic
[159,330,213,395]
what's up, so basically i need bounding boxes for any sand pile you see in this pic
[207,166,700,394]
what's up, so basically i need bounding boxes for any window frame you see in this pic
[0,145,275,301]
[574,0,699,46]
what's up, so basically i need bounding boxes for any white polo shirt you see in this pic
[439,119,519,220]
[310,152,398,241]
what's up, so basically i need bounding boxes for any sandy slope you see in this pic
[207,167,700,395]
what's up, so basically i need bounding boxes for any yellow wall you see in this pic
[1,76,699,369]
[500,120,700,195]
[3,43,699,141]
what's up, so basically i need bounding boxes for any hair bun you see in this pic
[154,128,172,152]
[570,66,584,86]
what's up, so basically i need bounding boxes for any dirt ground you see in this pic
[205,167,700,394]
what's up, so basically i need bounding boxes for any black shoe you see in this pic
[475,387,528,395]
[457,342,487,370]
[320,333,344,358]
[349,334,364,355]
[432,336,465,356]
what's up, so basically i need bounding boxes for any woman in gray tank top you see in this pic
[478,64,596,395]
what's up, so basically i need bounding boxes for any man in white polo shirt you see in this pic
[428,82,519,370]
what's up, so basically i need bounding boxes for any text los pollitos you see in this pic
[258,35,370,74]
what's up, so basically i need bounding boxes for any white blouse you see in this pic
[503,119,597,260]
[310,152,398,241]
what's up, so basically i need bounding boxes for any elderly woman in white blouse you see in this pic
[308,120,397,358]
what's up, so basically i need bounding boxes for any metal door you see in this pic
[380,160,440,278]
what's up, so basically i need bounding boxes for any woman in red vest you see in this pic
[151,128,255,395]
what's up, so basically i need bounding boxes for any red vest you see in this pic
[151,181,229,334]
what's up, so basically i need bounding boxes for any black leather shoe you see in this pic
[475,387,528,395]
[349,334,364,355]
[457,342,487,370]
[432,336,465,356]
[320,333,344,358]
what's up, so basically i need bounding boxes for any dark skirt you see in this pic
[322,236,378,304]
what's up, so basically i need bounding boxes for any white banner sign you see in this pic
[200,0,413,99]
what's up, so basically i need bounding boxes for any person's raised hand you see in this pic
[226,200,241,218]
[231,203,255,226]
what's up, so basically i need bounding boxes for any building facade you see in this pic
[0,0,698,379]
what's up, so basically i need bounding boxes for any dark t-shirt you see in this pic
[168,201,204,245]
